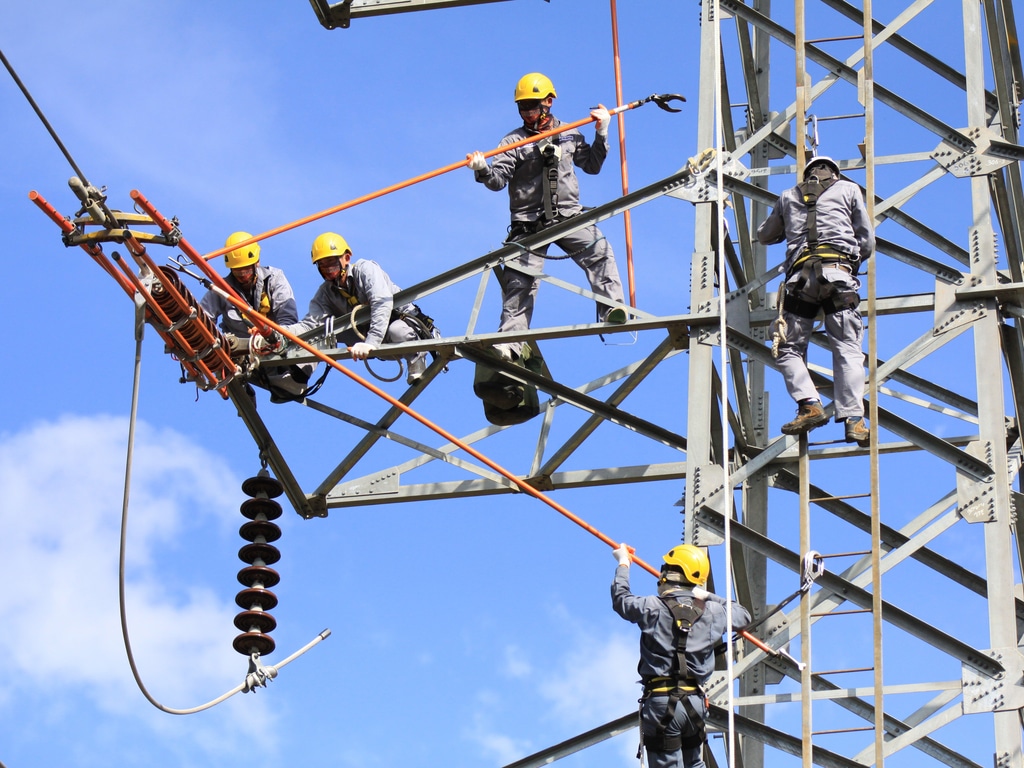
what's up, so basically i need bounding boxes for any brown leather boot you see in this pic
[844,417,870,447]
[781,401,828,435]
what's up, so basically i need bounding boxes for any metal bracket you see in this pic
[329,469,401,501]
[957,440,998,523]
[690,464,726,546]
[934,277,987,336]
[931,126,1023,177]
[962,647,1024,713]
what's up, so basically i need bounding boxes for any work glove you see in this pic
[467,151,488,172]
[592,105,611,136]
[691,586,709,600]
[349,341,376,360]
[612,543,633,567]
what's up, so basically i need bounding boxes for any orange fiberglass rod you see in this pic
[609,0,637,307]
[201,93,685,264]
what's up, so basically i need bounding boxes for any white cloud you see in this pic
[0,414,276,755]
[502,643,533,679]
[463,709,532,766]
[538,630,639,727]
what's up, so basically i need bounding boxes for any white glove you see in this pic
[612,543,632,566]
[592,105,611,136]
[467,151,488,172]
[349,341,376,360]
[691,586,709,600]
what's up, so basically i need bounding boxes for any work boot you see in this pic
[781,400,828,435]
[406,355,427,385]
[605,307,628,324]
[844,416,870,447]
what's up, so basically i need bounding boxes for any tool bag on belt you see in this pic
[473,343,543,426]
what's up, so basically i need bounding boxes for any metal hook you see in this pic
[800,550,825,592]
[166,254,210,287]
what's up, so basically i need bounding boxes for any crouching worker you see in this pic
[200,231,315,403]
[612,543,751,768]
[286,232,434,386]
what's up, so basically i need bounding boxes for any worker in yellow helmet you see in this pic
[612,543,751,768]
[465,72,628,361]
[200,232,315,403]
[756,156,875,446]
[287,232,433,386]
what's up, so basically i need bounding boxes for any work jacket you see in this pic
[612,565,751,685]
[288,259,414,348]
[199,265,299,337]
[756,179,875,272]
[474,117,608,223]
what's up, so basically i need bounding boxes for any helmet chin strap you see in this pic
[524,107,552,132]
[658,568,691,594]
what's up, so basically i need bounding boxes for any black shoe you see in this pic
[781,401,828,435]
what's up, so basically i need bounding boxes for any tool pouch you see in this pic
[473,343,543,426]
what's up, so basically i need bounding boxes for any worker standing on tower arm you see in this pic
[756,156,875,446]
[200,231,315,402]
[466,72,628,361]
[612,543,751,768]
[286,232,432,386]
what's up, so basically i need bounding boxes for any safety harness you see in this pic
[538,135,562,225]
[641,594,707,753]
[781,175,860,320]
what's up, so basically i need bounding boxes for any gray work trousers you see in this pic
[775,266,865,421]
[641,694,707,768]
[496,223,625,356]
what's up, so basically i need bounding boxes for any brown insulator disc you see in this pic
[241,474,284,499]
[239,496,283,521]
[239,519,282,544]
[235,587,279,611]
[232,631,276,657]
[233,610,278,634]
[237,564,281,588]
[238,542,281,565]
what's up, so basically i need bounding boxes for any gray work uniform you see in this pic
[199,265,314,398]
[612,566,751,768]
[757,179,875,421]
[473,118,625,356]
[288,259,427,372]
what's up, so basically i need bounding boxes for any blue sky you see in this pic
[0,1,1015,767]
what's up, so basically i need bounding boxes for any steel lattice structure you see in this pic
[244,2,1024,766]
[40,1,1020,766]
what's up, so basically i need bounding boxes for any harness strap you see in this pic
[539,136,561,224]
[335,275,361,308]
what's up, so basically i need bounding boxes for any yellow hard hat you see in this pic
[662,544,710,586]
[514,72,557,102]
[224,232,260,269]
[311,232,351,264]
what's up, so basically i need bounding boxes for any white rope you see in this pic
[711,1,738,765]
